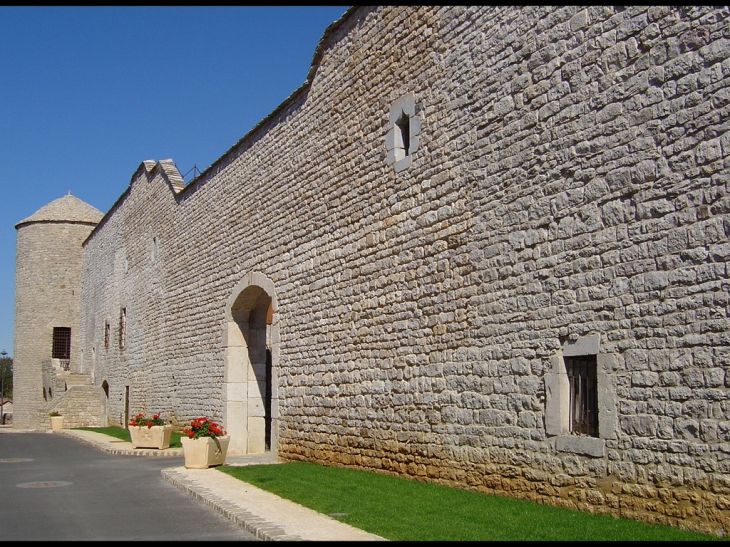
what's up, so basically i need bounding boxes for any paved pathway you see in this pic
[21,427,385,541]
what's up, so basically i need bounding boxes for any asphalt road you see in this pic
[0,432,258,540]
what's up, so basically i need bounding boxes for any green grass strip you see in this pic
[219,460,721,541]
[74,426,184,448]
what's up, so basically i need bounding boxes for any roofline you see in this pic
[83,5,360,246]
[178,6,360,196]
[15,219,101,231]
[83,159,183,245]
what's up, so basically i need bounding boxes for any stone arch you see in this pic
[223,271,279,456]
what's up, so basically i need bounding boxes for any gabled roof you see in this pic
[15,193,104,229]
[83,159,185,243]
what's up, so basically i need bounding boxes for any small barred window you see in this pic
[565,355,598,437]
[52,327,71,371]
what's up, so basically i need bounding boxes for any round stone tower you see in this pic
[13,193,103,429]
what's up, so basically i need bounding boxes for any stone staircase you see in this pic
[59,371,94,388]
[43,364,105,429]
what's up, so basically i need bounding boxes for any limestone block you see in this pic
[224,346,248,383]
[222,322,247,347]
[247,416,266,453]
[225,382,247,402]
[249,360,267,382]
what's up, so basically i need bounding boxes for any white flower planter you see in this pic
[181,436,230,469]
[128,425,174,449]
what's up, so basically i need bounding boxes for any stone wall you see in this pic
[79,6,730,535]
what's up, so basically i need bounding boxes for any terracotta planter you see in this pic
[50,416,64,430]
[181,436,230,469]
[128,425,174,449]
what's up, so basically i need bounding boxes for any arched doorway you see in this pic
[223,272,278,456]
[101,380,109,427]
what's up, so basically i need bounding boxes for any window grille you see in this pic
[52,327,71,370]
[104,322,110,349]
[119,308,126,349]
[565,355,598,437]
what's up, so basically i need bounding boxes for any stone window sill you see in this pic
[556,435,605,457]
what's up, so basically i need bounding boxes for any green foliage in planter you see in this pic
[129,412,165,427]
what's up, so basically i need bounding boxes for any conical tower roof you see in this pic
[15,192,103,228]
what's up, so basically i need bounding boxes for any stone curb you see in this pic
[161,468,303,541]
[55,429,301,539]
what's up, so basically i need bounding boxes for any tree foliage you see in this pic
[0,355,12,400]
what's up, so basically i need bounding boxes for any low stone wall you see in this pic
[43,386,105,429]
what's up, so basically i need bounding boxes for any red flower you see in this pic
[129,412,165,428]
[185,417,227,440]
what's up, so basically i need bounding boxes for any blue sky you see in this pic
[0,6,349,357]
